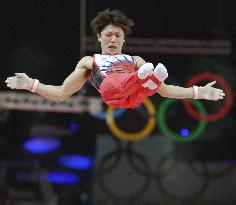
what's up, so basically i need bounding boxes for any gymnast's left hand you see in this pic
[199,81,225,101]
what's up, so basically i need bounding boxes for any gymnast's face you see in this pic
[97,24,125,55]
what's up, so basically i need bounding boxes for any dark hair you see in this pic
[90,9,135,36]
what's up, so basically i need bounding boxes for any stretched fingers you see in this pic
[215,89,225,100]
[5,77,16,89]
[5,76,15,83]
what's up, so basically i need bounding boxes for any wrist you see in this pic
[31,79,39,92]
[27,79,39,92]
[198,86,204,99]
[192,86,199,99]
[27,78,34,91]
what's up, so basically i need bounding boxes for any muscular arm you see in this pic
[158,80,225,101]
[36,56,91,101]
[133,56,224,101]
[133,56,193,98]
[6,56,92,101]
[157,82,194,99]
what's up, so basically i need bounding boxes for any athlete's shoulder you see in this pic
[81,55,93,62]
[76,56,93,70]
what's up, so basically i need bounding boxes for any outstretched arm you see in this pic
[5,56,92,101]
[134,56,225,101]
[158,81,225,101]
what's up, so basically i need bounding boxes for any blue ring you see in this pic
[90,108,126,120]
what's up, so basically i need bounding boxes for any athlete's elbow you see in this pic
[159,92,168,98]
[59,93,72,101]
[157,83,168,98]
[157,88,169,98]
[57,95,68,101]
[57,87,72,101]
[157,84,174,98]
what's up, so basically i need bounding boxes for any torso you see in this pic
[89,54,138,90]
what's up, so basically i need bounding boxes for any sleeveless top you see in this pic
[89,54,137,91]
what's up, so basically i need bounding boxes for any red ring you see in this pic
[183,72,233,121]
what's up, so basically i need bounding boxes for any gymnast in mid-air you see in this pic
[5,9,225,109]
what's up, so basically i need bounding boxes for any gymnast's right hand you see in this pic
[5,73,33,90]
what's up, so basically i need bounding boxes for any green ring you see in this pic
[157,99,207,142]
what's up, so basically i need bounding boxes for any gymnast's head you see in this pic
[90,9,134,55]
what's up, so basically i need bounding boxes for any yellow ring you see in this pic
[105,98,156,141]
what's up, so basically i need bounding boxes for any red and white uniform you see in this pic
[89,54,160,109]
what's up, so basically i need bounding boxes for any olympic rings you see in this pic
[95,135,122,176]
[190,161,236,178]
[96,148,151,200]
[101,72,232,142]
[157,156,209,201]
[105,98,156,141]
[157,99,207,142]
[90,108,126,120]
[183,72,233,121]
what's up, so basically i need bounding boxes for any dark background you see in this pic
[0,1,236,205]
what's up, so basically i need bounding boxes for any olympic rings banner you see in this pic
[90,72,234,143]
[93,69,235,204]
[94,134,236,203]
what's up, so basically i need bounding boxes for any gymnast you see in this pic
[5,9,225,109]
